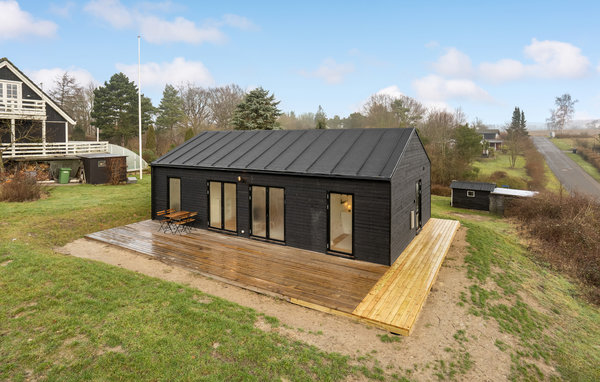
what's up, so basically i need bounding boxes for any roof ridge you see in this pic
[379,128,408,177]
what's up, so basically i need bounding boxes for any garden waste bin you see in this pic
[59,168,71,184]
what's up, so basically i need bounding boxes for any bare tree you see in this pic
[0,120,38,174]
[547,93,577,132]
[362,94,395,128]
[209,84,245,130]
[49,72,95,139]
[178,83,212,132]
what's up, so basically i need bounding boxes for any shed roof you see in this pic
[450,180,496,192]
[78,153,126,159]
[152,128,418,180]
[491,188,537,197]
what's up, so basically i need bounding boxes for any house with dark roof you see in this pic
[450,180,496,211]
[480,129,502,154]
[151,128,431,266]
[0,57,109,160]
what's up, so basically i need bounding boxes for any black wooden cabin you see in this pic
[450,181,496,211]
[151,128,430,266]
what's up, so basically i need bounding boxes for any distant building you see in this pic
[450,180,537,214]
[480,129,502,155]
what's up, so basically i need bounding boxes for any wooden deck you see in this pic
[353,218,460,335]
[85,218,459,335]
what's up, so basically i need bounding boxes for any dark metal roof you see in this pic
[450,180,496,192]
[152,128,417,180]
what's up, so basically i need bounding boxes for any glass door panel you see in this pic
[224,183,237,231]
[251,186,267,237]
[268,187,285,241]
[329,193,353,254]
[169,178,181,211]
[209,182,222,228]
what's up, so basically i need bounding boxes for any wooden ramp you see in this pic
[353,218,460,335]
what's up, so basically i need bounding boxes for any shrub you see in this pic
[486,171,528,190]
[507,193,600,303]
[142,149,157,163]
[577,146,600,173]
[0,171,42,202]
[431,184,451,196]
[523,145,546,190]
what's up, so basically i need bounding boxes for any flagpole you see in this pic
[137,35,142,179]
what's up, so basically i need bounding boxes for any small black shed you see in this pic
[79,153,127,184]
[450,181,496,211]
[151,128,431,266]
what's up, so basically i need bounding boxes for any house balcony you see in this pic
[0,99,46,120]
[0,141,110,159]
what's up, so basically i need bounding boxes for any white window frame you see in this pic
[0,80,22,110]
[466,190,475,198]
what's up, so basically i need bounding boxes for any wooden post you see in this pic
[64,122,69,154]
[42,120,46,155]
[10,119,15,157]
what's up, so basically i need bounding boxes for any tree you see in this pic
[0,120,38,174]
[184,128,195,141]
[209,84,245,130]
[232,87,282,130]
[343,112,367,129]
[156,84,185,132]
[328,115,343,129]
[315,105,327,129]
[547,93,577,132]
[145,124,157,152]
[178,83,212,131]
[363,94,395,128]
[391,96,426,128]
[453,124,482,164]
[505,107,528,168]
[49,72,95,140]
[91,73,154,147]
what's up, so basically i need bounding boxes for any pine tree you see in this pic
[519,110,528,136]
[315,105,327,129]
[156,84,185,131]
[184,128,195,141]
[91,72,154,146]
[505,107,528,168]
[145,125,157,151]
[232,87,282,130]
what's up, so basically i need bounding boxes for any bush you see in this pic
[431,184,451,196]
[0,171,42,202]
[577,146,600,172]
[507,193,600,303]
[523,144,546,190]
[486,171,529,190]
[142,149,158,163]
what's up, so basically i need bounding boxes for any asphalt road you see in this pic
[532,136,600,199]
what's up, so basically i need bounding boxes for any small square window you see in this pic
[466,190,475,197]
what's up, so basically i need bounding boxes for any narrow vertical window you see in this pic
[329,193,353,254]
[209,182,222,228]
[169,178,181,211]
[223,183,237,231]
[208,181,236,232]
[250,186,284,241]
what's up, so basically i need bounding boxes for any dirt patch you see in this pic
[59,232,518,380]
[451,212,491,222]
[97,345,125,356]
[1,260,13,267]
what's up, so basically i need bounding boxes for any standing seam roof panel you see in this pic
[246,130,306,169]
[308,129,363,174]
[157,131,210,164]
[265,130,324,171]
[209,130,264,167]
[283,130,342,173]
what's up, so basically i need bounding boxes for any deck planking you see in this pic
[352,218,460,335]
[85,218,459,335]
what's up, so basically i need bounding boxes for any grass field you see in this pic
[552,138,600,183]
[1,178,598,380]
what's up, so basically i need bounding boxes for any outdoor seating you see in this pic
[173,212,197,234]
[156,209,175,232]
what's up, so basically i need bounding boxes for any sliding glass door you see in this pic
[208,181,237,232]
[251,186,284,241]
[329,193,353,255]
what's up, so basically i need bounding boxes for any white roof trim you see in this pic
[0,60,76,125]
[491,187,538,197]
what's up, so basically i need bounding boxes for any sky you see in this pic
[1,0,599,126]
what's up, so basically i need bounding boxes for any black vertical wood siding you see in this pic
[151,166,391,265]
[389,132,431,264]
[452,189,490,211]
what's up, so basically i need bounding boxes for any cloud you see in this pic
[301,58,354,84]
[413,74,493,103]
[375,85,404,99]
[524,38,590,78]
[0,0,58,40]
[26,67,97,90]
[425,40,439,49]
[432,47,473,78]
[49,2,76,18]
[116,57,214,89]
[84,0,132,28]
[139,16,225,44]
[479,38,590,82]
[84,0,255,45]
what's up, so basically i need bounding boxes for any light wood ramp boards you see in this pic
[353,218,460,335]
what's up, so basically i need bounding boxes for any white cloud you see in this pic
[425,40,439,49]
[84,0,132,28]
[479,39,590,82]
[139,16,224,44]
[221,14,257,30]
[0,0,57,40]
[49,2,76,18]
[479,59,526,82]
[116,57,214,89]
[26,67,97,91]
[524,38,590,78]
[375,85,404,99]
[301,58,354,84]
[432,47,473,78]
[413,74,492,103]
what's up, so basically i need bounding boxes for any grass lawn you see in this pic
[433,196,600,381]
[0,178,356,381]
[552,138,600,183]
[1,178,598,380]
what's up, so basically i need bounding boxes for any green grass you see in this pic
[552,138,600,183]
[433,195,600,381]
[0,177,364,381]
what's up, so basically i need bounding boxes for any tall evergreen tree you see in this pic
[145,124,157,152]
[156,84,185,131]
[91,72,154,146]
[519,110,528,135]
[315,105,327,129]
[232,87,282,130]
[505,106,528,168]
